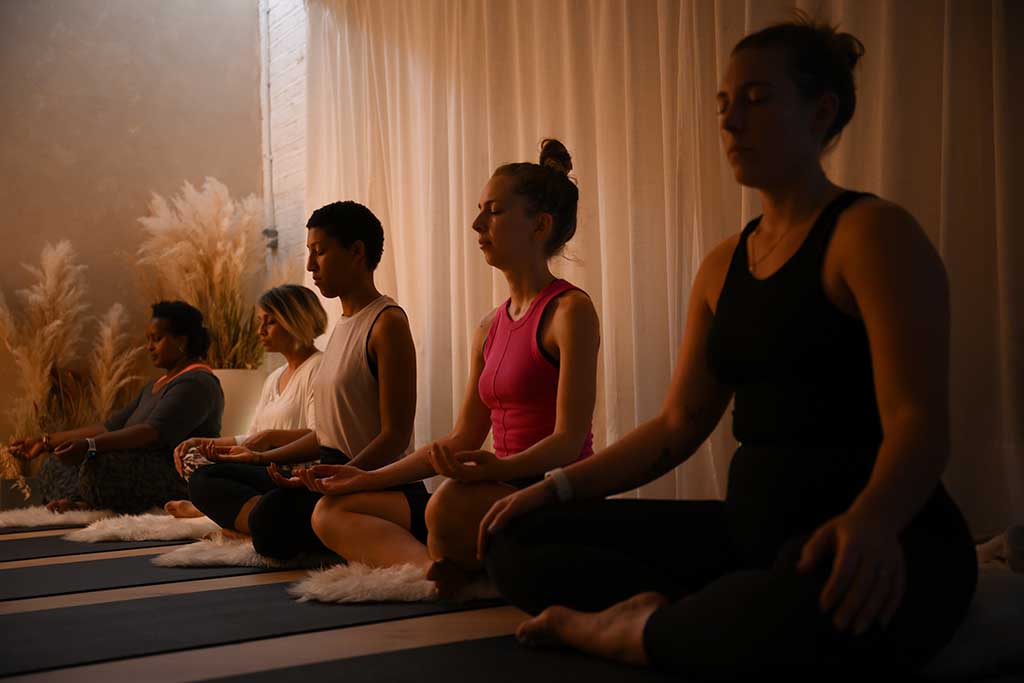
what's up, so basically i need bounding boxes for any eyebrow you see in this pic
[716,80,774,98]
[477,199,499,210]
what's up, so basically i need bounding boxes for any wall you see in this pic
[266,0,308,265]
[0,0,263,437]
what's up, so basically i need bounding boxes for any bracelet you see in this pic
[41,433,51,450]
[544,467,574,503]
[85,438,98,459]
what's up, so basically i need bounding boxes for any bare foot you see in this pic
[45,499,89,514]
[516,592,669,667]
[426,559,476,600]
[164,500,204,518]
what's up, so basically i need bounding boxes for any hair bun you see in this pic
[539,138,573,175]
[832,32,865,71]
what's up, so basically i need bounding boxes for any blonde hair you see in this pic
[257,285,328,349]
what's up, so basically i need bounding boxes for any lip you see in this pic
[478,241,491,249]
[727,146,751,157]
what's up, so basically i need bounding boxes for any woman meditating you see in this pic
[478,16,976,679]
[11,300,224,514]
[280,139,600,597]
[188,201,424,561]
[164,284,326,519]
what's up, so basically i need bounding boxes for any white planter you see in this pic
[212,368,268,439]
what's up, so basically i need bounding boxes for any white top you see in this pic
[234,351,322,444]
[313,295,412,458]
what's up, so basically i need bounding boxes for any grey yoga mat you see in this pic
[0,524,84,535]
[0,553,272,601]
[0,582,502,678]
[0,535,182,562]
[203,634,677,683]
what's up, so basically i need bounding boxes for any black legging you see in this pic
[189,448,431,561]
[484,445,977,680]
[189,462,329,560]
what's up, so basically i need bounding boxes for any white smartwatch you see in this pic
[544,467,574,503]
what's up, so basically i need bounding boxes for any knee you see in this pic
[424,479,475,543]
[311,495,349,539]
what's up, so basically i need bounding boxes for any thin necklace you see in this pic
[747,221,796,276]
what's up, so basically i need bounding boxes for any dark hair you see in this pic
[306,201,385,271]
[493,138,579,257]
[151,300,211,358]
[732,11,865,147]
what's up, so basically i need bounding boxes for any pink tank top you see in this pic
[478,279,595,461]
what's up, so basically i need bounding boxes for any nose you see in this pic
[471,212,486,234]
[306,251,316,273]
[721,99,744,134]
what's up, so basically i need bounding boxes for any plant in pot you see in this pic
[134,177,270,437]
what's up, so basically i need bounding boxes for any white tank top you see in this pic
[313,295,412,458]
[234,351,322,444]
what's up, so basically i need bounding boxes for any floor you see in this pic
[0,527,529,682]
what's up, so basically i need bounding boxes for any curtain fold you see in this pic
[304,0,1021,534]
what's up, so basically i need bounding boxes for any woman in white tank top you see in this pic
[164,285,326,518]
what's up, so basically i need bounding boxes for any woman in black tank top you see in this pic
[479,14,977,679]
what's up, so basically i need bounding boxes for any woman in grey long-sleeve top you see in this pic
[11,301,224,514]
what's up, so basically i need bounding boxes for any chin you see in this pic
[730,164,767,190]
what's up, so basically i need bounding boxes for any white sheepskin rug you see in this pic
[64,513,220,542]
[0,505,114,528]
[288,562,501,604]
[151,536,333,569]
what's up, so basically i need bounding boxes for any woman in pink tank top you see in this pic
[292,139,601,597]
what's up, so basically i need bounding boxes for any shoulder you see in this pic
[833,197,945,279]
[370,306,411,338]
[472,308,499,348]
[548,288,599,332]
[300,350,324,373]
[696,233,742,309]
[477,307,499,335]
[167,370,222,399]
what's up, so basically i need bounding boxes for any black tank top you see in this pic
[707,191,882,448]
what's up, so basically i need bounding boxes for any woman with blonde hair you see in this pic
[165,284,326,518]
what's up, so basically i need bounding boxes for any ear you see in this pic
[533,212,554,245]
[813,91,840,143]
[348,239,367,266]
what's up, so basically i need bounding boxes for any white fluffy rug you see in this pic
[151,537,333,569]
[0,505,114,528]
[288,562,501,604]
[64,513,220,542]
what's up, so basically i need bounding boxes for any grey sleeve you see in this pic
[145,376,219,447]
[103,387,145,432]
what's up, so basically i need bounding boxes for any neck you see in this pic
[502,260,556,317]
[281,346,316,370]
[337,278,382,317]
[756,164,839,235]
[164,356,198,377]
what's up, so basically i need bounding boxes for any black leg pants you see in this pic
[485,446,977,680]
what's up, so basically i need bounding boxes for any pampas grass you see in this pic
[0,242,145,498]
[89,303,145,422]
[135,177,266,369]
[0,241,89,438]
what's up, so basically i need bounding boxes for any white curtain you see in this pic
[303,0,1022,535]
